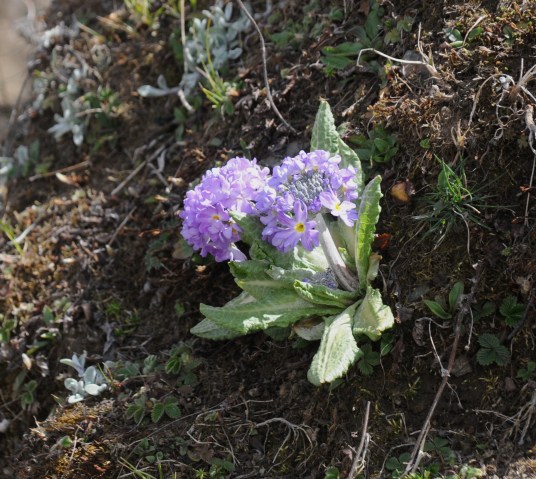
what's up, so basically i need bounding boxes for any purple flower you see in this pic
[319,191,359,227]
[180,157,269,262]
[270,202,319,252]
[255,150,359,251]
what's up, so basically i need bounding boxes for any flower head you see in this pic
[255,150,359,251]
[180,157,269,261]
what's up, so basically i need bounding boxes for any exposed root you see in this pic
[254,417,314,468]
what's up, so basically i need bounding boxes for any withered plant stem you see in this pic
[347,401,371,479]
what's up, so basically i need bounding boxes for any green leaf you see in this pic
[321,55,354,70]
[466,27,483,42]
[352,286,395,340]
[126,396,147,425]
[373,137,390,152]
[190,318,242,340]
[472,301,495,321]
[476,347,496,366]
[499,296,524,326]
[424,300,452,320]
[477,333,510,366]
[293,280,358,308]
[307,303,362,385]
[42,306,55,326]
[311,99,339,154]
[354,176,382,292]
[151,402,165,423]
[164,398,181,419]
[230,260,290,298]
[324,466,340,479]
[165,356,182,375]
[448,281,464,312]
[200,289,340,334]
[357,343,380,375]
[322,42,362,57]
[478,333,500,349]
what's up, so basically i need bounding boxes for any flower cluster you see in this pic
[180,157,269,261]
[180,151,358,260]
[255,150,358,252]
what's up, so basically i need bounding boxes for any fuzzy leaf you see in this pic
[230,260,291,298]
[190,318,242,340]
[293,280,358,308]
[352,286,395,340]
[84,383,106,396]
[424,300,452,320]
[311,100,339,154]
[191,292,257,340]
[200,289,340,334]
[307,303,362,385]
[355,176,382,292]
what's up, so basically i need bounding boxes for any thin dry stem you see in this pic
[524,105,536,226]
[347,401,371,479]
[235,0,296,133]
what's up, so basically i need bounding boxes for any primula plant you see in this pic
[180,101,394,385]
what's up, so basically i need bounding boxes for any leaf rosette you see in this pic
[185,100,395,385]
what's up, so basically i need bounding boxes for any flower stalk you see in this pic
[315,213,358,292]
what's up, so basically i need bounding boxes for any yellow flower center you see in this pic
[295,222,305,233]
[212,214,221,221]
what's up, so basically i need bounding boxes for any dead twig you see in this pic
[516,388,536,445]
[235,0,296,133]
[347,401,371,479]
[29,159,90,182]
[107,206,137,247]
[524,105,536,226]
[402,261,484,477]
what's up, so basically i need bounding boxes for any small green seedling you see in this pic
[0,315,17,343]
[350,125,398,164]
[384,15,414,44]
[357,343,381,375]
[471,301,495,321]
[163,343,203,388]
[385,452,411,479]
[208,457,234,478]
[324,467,341,479]
[424,436,455,465]
[414,156,494,245]
[517,361,536,381]
[424,281,464,320]
[476,333,510,366]
[126,394,148,425]
[499,296,525,326]
[151,397,181,423]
